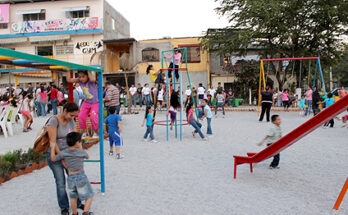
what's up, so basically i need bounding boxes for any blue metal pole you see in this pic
[173,49,177,139]
[318,58,326,93]
[162,51,169,141]
[179,51,183,141]
[313,59,318,89]
[97,71,105,193]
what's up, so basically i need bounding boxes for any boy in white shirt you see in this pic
[184,85,192,107]
[142,83,151,106]
[129,84,137,107]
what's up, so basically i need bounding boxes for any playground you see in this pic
[0,111,348,214]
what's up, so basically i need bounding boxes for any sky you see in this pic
[107,0,230,40]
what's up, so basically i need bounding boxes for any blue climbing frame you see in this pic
[0,47,106,193]
[161,48,198,141]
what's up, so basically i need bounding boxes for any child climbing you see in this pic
[104,106,122,159]
[258,114,282,169]
[67,69,99,138]
[146,65,164,85]
[164,48,182,81]
[186,103,207,141]
[142,106,158,143]
[166,90,181,130]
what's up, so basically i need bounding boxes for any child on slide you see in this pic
[166,90,181,130]
[258,115,282,169]
[67,69,99,138]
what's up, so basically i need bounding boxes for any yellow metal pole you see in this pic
[262,61,266,89]
[257,60,264,116]
[15,74,18,87]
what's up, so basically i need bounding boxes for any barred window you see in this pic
[142,48,160,62]
[180,45,201,63]
[56,45,74,55]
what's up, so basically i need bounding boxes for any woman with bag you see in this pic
[46,102,83,215]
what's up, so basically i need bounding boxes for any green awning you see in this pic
[0,37,27,45]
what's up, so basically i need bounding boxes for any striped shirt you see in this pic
[105,85,120,107]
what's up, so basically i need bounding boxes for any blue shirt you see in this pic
[204,105,212,118]
[146,113,153,126]
[325,98,335,107]
[104,114,122,132]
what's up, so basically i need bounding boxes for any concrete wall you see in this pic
[103,0,130,40]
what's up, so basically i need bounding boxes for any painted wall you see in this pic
[0,0,104,35]
[0,73,52,85]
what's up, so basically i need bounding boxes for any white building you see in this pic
[0,0,130,86]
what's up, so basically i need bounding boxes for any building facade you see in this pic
[103,37,210,88]
[0,0,129,86]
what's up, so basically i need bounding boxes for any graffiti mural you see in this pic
[11,17,99,33]
[75,41,103,54]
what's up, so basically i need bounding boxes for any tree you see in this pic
[90,51,137,114]
[201,0,348,90]
[333,48,348,86]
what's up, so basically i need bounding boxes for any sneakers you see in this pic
[143,138,148,142]
[61,208,69,215]
[92,133,99,139]
[116,153,121,159]
[269,166,280,169]
[23,128,29,132]
[82,212,94,215]
[202,137,208,141]
[150,139,158,143]
[109,151,114,156]
[82,133,89,138]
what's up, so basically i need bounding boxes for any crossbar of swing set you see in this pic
[261,57,319,62]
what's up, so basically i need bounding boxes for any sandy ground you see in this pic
[0,110,348,215]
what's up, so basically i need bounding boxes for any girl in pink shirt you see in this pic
[281,89,290,111]
[38,86,47,116]
[165,48,182,81]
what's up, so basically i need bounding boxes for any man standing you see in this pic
[216,82,223,94]
[197,83,205,105]
[259,87,274,122]
[227,88,235,107]
[129,84,137,107]
[104,82,120,116]
[14,85,22,98]
[26,83,34,96]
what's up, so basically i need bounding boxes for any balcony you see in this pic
[10,17,100,34]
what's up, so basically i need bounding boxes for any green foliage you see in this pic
[333,49,348,86]
[0,148,45,178]
[201,0,348,89]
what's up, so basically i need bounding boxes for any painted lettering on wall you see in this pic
[11,17,99,33]
[75,41,103,54]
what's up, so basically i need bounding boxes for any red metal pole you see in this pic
[261,57,319,62]
[68,71,73,102]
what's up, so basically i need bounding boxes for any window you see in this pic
[23,13,45,21]
[142,48,160,62]
[0,23,8,29]
[36,46,53,56]
[69,10,89,18]
[56,45,74,55]
[180,45,201,63]
[111,18,116,30]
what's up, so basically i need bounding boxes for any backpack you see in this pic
[33,116,59,153]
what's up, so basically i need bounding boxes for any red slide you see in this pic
[234,95,348,179]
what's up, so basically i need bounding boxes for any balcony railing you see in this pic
[11,17,100,34]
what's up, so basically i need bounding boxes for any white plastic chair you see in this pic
[6,106,18,136]
[0,106,10,138]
